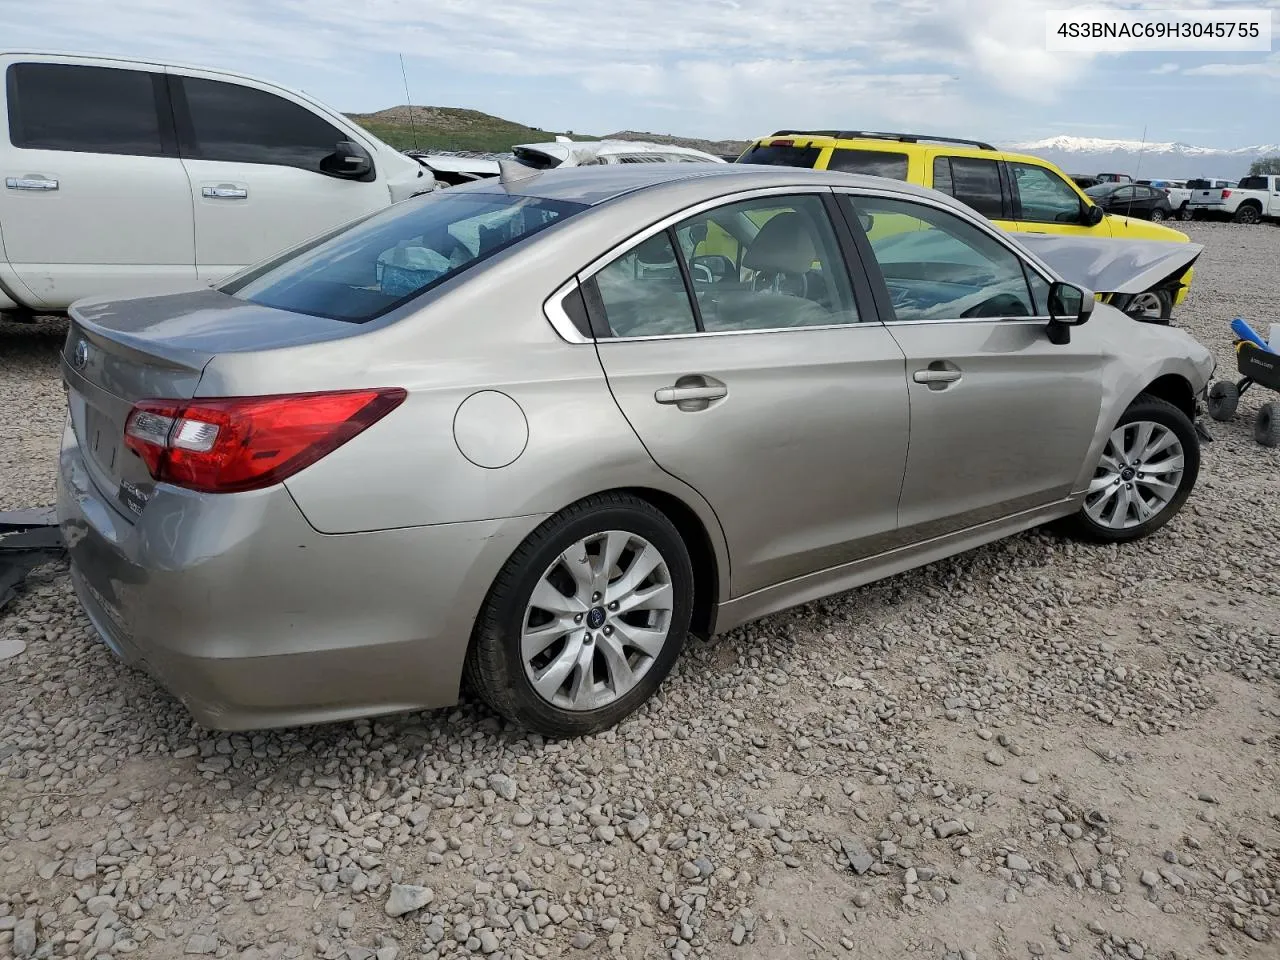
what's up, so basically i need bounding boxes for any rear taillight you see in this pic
[123,388,407,493]
[1221,189,1232,198]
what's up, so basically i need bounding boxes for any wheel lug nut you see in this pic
[591,592,601,603]
[584,633,593,643]
[603,625,613,636]
[574,613,583,623]
[608,601,619,611]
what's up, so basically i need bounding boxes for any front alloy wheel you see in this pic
[1062,393,1200,543]
[1124,289,1173,322]
[1085,421,1185,530]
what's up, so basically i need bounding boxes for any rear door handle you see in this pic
[202,185,248,200]
[913,369,962,384]
[5,176,58,191]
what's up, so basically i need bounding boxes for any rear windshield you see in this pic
[222,192,587,322]
[1187,179,1212,189]
[736,143,822,167]
[826,149,909,180]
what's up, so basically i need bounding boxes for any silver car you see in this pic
[56,163,1214,737]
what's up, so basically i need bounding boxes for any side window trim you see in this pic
[996,160,1014,220]
[575,187,872,340]
[831,186,1055,324]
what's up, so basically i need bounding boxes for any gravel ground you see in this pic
[1,220,1278,960]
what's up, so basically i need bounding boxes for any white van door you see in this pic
[167,70,395,283]
[0,57,197,308]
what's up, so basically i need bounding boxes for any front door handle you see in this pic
[202,185,248,200]
[654,375,728,411]
[655,385,727,404]
[5,176,58,191]
[913,369,962,384]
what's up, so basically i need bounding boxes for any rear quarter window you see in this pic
[735,143,822,168]
[826,149,908,180]
[1237,176,1268,190]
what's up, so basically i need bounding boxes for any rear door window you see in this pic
[1238,176,1268,190]
[826,149,908,180]
[175,76,363,174]
[6,62,169,157]
[931,156,1005,219]
[735,143,822,167]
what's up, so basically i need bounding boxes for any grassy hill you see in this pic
[344,105,750,156]
[344,105,593,153]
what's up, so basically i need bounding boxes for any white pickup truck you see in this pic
[1,52,435,318]
[1187,175,1279,224]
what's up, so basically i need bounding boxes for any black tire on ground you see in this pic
[1178,204,1193,221]
[1058,393,1201,544]
[1255,402,1280,447]
[464,492,694,738]
[1207,381,1240,422]
[1234,203,1262,224]
[1150,207,1167,222]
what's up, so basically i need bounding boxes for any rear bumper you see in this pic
[57,417,545,730]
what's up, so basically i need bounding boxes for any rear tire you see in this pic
[1178,204,1193,221]
[464,493,694,738]
[1255,402,1280,447]
[1060,394,1200,544]
[1234,203,1262,225]
[1150,207,1167,222]
[1207,381,1240,422]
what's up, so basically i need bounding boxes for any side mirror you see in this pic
[322,140,373,180]
[1046,281,1093,344]
[1085,204,1105,226]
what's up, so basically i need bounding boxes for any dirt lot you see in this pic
[1,220,1277,960]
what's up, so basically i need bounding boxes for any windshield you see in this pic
[736,143,821,167]
[1084,184,1119,198]
[223,192,587,322]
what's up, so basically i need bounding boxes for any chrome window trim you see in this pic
[576,185,877,341]
[576,185,839,282]
[542,278,593,344]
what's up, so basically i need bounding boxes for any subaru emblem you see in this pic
[73,338,90,370]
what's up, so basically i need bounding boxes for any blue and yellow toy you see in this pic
[1206,317,1279,447]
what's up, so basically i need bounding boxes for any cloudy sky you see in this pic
[3,0,1276,148]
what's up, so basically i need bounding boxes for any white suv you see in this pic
[0,52,434,314]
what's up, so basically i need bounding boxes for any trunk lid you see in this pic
[62,288,363,515]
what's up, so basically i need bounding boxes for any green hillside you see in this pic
[344,105,595,153]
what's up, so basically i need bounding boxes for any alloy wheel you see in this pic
[1125,291,1165,320]
[1084,421,1185,530]
[521,531,673,712]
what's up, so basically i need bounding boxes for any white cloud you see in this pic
[1185,54,1280,77]
[6,0,1268,137]
[1151,62,1181,75]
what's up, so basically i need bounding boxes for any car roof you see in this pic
[744,132,1071,169]
[447,161,972,210]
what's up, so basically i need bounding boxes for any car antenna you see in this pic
[1133,124,1147,182]
[399,54,420,151]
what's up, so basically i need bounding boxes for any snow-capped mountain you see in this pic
[1004,136,1280,180]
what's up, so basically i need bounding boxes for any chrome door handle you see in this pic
[913,369,962,384]
[202,185,248,199]
[5,176,58,191]
[655,384,728,404]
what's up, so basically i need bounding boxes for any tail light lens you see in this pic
[124,388,407,493]
[1221,189,1232,199]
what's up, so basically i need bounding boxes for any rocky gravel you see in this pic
[2,220,1278,960]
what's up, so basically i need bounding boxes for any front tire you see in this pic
[464,493,694,738]
[1124,289,1173,322]
[1061,394,1200,543]
[1149,207,1167,222]
[1178,203,1193,221]
[1207,381,1239,422]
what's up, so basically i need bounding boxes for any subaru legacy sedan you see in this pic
[56,163,1214,737]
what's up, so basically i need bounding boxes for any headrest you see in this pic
[634,234,675,266]
[742,212,817,275]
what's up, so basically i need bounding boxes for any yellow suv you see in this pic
[735,130,1193,319]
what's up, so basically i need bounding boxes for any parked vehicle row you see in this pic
[733,130,1195,321]
[56,162,1214,735]
[1187,174,1280,224]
